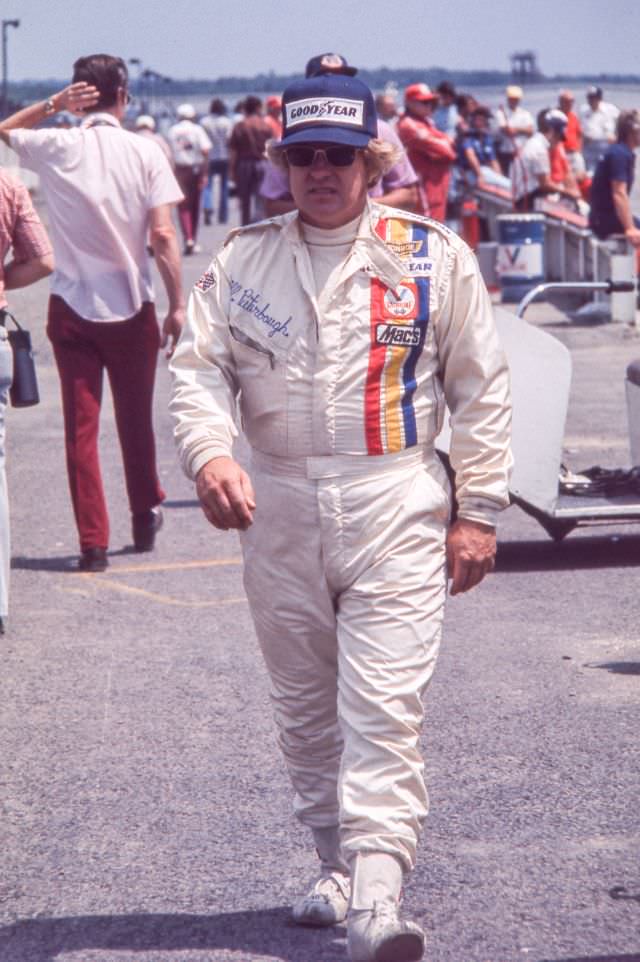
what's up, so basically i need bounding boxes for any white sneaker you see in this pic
[348,896,425,962]
[291,871,350,927]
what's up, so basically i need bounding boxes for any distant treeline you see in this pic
[9,66,640,102]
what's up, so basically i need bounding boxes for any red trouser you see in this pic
[47,295,165,551]
[174,165,204,245]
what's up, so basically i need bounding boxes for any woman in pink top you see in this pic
[0,170,53,633]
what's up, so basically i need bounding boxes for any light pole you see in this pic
[128,57,142,106]
[2,19,20,119]
[141,68,171,116]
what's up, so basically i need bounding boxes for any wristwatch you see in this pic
[43,97,56,115]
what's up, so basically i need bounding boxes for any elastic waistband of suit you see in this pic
[250,445,435,480]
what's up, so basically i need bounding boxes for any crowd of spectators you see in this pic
[43,73,637,251]
[163,80,634,247]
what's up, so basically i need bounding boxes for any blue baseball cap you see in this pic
[279,74,378,148]
[305,52,358,78]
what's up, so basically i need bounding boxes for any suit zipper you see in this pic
[229,325,276,369]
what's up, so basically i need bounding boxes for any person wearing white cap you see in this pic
[510,108,581,211]
[580,86,620,175]
[170,72,512,962]
[494,85,534,175]
[135,113,173,166]
[167,104,212,253]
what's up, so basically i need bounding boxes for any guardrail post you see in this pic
[609,240,637,325]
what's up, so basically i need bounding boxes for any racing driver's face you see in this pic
[286,142,369,229]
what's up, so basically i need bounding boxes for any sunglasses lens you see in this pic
[286,146,358,167]
[326,146,356,166]
[286,146,315,166]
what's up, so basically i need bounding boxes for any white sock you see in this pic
[349,852,404,911]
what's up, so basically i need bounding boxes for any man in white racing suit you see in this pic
[170,73,512,962]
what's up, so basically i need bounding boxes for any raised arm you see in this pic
[0,82,99,143]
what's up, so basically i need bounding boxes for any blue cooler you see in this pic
[496,213,545,303]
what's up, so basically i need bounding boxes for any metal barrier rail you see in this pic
[516,279,636,319]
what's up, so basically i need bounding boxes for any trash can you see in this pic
[496,213,545,303]
[476,242,499,291]
[626,358,640,465]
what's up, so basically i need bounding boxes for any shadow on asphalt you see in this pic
[0,909,348,962]
[609,886,640,902]
[496,534,640,572]
[11,554,79,572]
[11,544,140,572]
[162,498,200,509]
[585,662,640,676]
[12,530,640,575]
[539,956,640,962]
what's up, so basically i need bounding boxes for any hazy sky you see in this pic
[6,0,639,82]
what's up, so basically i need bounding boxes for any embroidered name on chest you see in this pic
[229,278,291,339]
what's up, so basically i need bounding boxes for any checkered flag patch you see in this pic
[196,270,216,292]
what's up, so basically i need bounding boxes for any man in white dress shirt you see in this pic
[0,53,184,572]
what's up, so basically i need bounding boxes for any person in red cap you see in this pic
[397,84,457,222]
[265,95,283,140]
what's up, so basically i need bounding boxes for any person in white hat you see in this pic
[167,104,212,253]
[510,108,581,211]
[494,85,534,175]
[135,113,173,166]
[580,86,620,175]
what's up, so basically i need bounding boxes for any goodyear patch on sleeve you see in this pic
[195,270,216,292]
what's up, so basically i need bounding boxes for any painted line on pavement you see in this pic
[100,557,243,575]
[77,576,247,608]
[67,557,245,607]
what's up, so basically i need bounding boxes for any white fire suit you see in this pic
[169,201,512,870]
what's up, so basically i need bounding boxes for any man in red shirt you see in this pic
[264,96,283,140]
[397,83,456,222]
[558,89,585,177]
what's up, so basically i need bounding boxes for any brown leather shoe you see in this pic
[132,507,163,552]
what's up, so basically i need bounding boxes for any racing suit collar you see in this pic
[285,199,407,292]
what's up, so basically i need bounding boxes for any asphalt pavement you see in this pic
[1,202,639,962]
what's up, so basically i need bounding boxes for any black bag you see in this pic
[0,310,40,407]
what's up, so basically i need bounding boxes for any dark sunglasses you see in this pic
[285,145,358,168]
